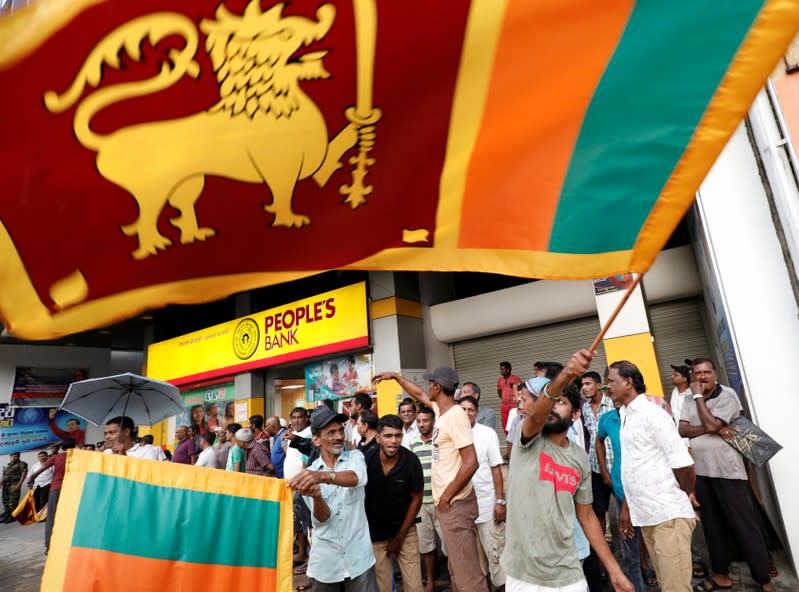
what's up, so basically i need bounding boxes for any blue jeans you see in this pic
[617,498,646,592]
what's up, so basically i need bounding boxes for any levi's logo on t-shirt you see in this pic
[539,451,580,494]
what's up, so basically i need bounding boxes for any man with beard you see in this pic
[610,360,696,592]
[288,406,377,591]
[365,414,424,592]
[503,350,632,592]
[679,358,773,592]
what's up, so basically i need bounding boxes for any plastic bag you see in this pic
[721,416,782,466]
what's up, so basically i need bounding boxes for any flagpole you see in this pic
[588,273,644,353]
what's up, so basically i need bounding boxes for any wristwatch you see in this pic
[692,393,703,400]
[495,498,506,506]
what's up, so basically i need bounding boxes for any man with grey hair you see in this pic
[460,382,496,429]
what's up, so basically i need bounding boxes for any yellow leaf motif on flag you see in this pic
[43,1,381,260]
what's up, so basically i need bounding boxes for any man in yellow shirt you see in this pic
[373,367,482,592]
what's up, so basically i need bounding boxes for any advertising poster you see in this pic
[0,405,88,454]
[592,274,635,296]
[11,367,89,407]
[305,354,373,402]
[174,383,236,434]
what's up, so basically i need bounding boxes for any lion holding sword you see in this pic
[44,0,380,260]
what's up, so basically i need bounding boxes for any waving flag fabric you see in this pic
[1,0,798,339]
[41,450,293,592]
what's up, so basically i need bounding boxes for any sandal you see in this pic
[693,563,708,579]
[296,583,312,591]
[642,569,657,587]
[293,564,307,576]
[694,576,733,592]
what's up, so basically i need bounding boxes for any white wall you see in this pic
[697,122,799,561]
[429,245,702,343]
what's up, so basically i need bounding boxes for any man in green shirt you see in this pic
[226,428,251,472]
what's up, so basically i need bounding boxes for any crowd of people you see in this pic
[0,351,780,592]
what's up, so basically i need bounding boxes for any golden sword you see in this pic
[340,0,382,208]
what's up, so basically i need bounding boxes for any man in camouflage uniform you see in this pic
[1,452,28,522]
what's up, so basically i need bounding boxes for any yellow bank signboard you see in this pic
[147,283,369,385]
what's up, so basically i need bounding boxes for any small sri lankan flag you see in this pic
[42,450,293,592]
[1,0,799,340]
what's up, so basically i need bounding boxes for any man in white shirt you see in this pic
[399,397,419,449]
[459,395,506,591]
[30,450,54,512]
[610,360,696,592]
[131,434,167,461]
[195,432,218,468]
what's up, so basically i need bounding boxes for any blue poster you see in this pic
[0,405,88,454]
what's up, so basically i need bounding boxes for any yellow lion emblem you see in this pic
[44,1,380,259]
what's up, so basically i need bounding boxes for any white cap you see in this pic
[235,428,253,443]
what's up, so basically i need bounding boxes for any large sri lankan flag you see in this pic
[1,0,798,339]
[42,450,293,591]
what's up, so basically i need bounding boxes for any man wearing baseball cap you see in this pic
[373,367,482,592]
[287,406,377,591]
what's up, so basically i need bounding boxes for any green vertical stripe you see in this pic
[72,473,281,568]
[549,1,765,253]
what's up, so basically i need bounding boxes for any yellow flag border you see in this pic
[40,450,294,592]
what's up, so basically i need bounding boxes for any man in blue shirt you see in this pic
[597,403,646,592]
[288,406,377,592]
[266,416,287,478]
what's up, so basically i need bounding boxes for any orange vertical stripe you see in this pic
[64,547,280,591]
[458,0,635,250]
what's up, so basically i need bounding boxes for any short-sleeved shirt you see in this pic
[497,374,522,407]
[503,431,592,588]
[409,435,434,504]
[471,423,504,524]
[682,385,746,480]
[364,447,424,541]
[195,447,217,468]
[597,409,624,501]
[226,445,246,472]
[303,449,374,583]
[431,402,474,504]
[172,438,196,464]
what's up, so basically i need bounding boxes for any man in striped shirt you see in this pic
[410,406,439,592]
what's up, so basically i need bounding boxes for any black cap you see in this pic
[310,406,348,435]
[422,367,459,390]
[684,358,695,367]
[670,364,690,380]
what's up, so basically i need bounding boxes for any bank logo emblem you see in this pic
[233,317,260,360]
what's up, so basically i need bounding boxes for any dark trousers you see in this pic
[45,488,60,551]
[695,476,771,584]
[312,565,378,592]
[33,484,50,512]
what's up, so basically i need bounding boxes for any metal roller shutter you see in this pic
[453,317,608,446]
[452,297,710,445]
[649,298,712,397]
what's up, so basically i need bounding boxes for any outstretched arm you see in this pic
[521,350,594,444]
[372,372,432,408]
